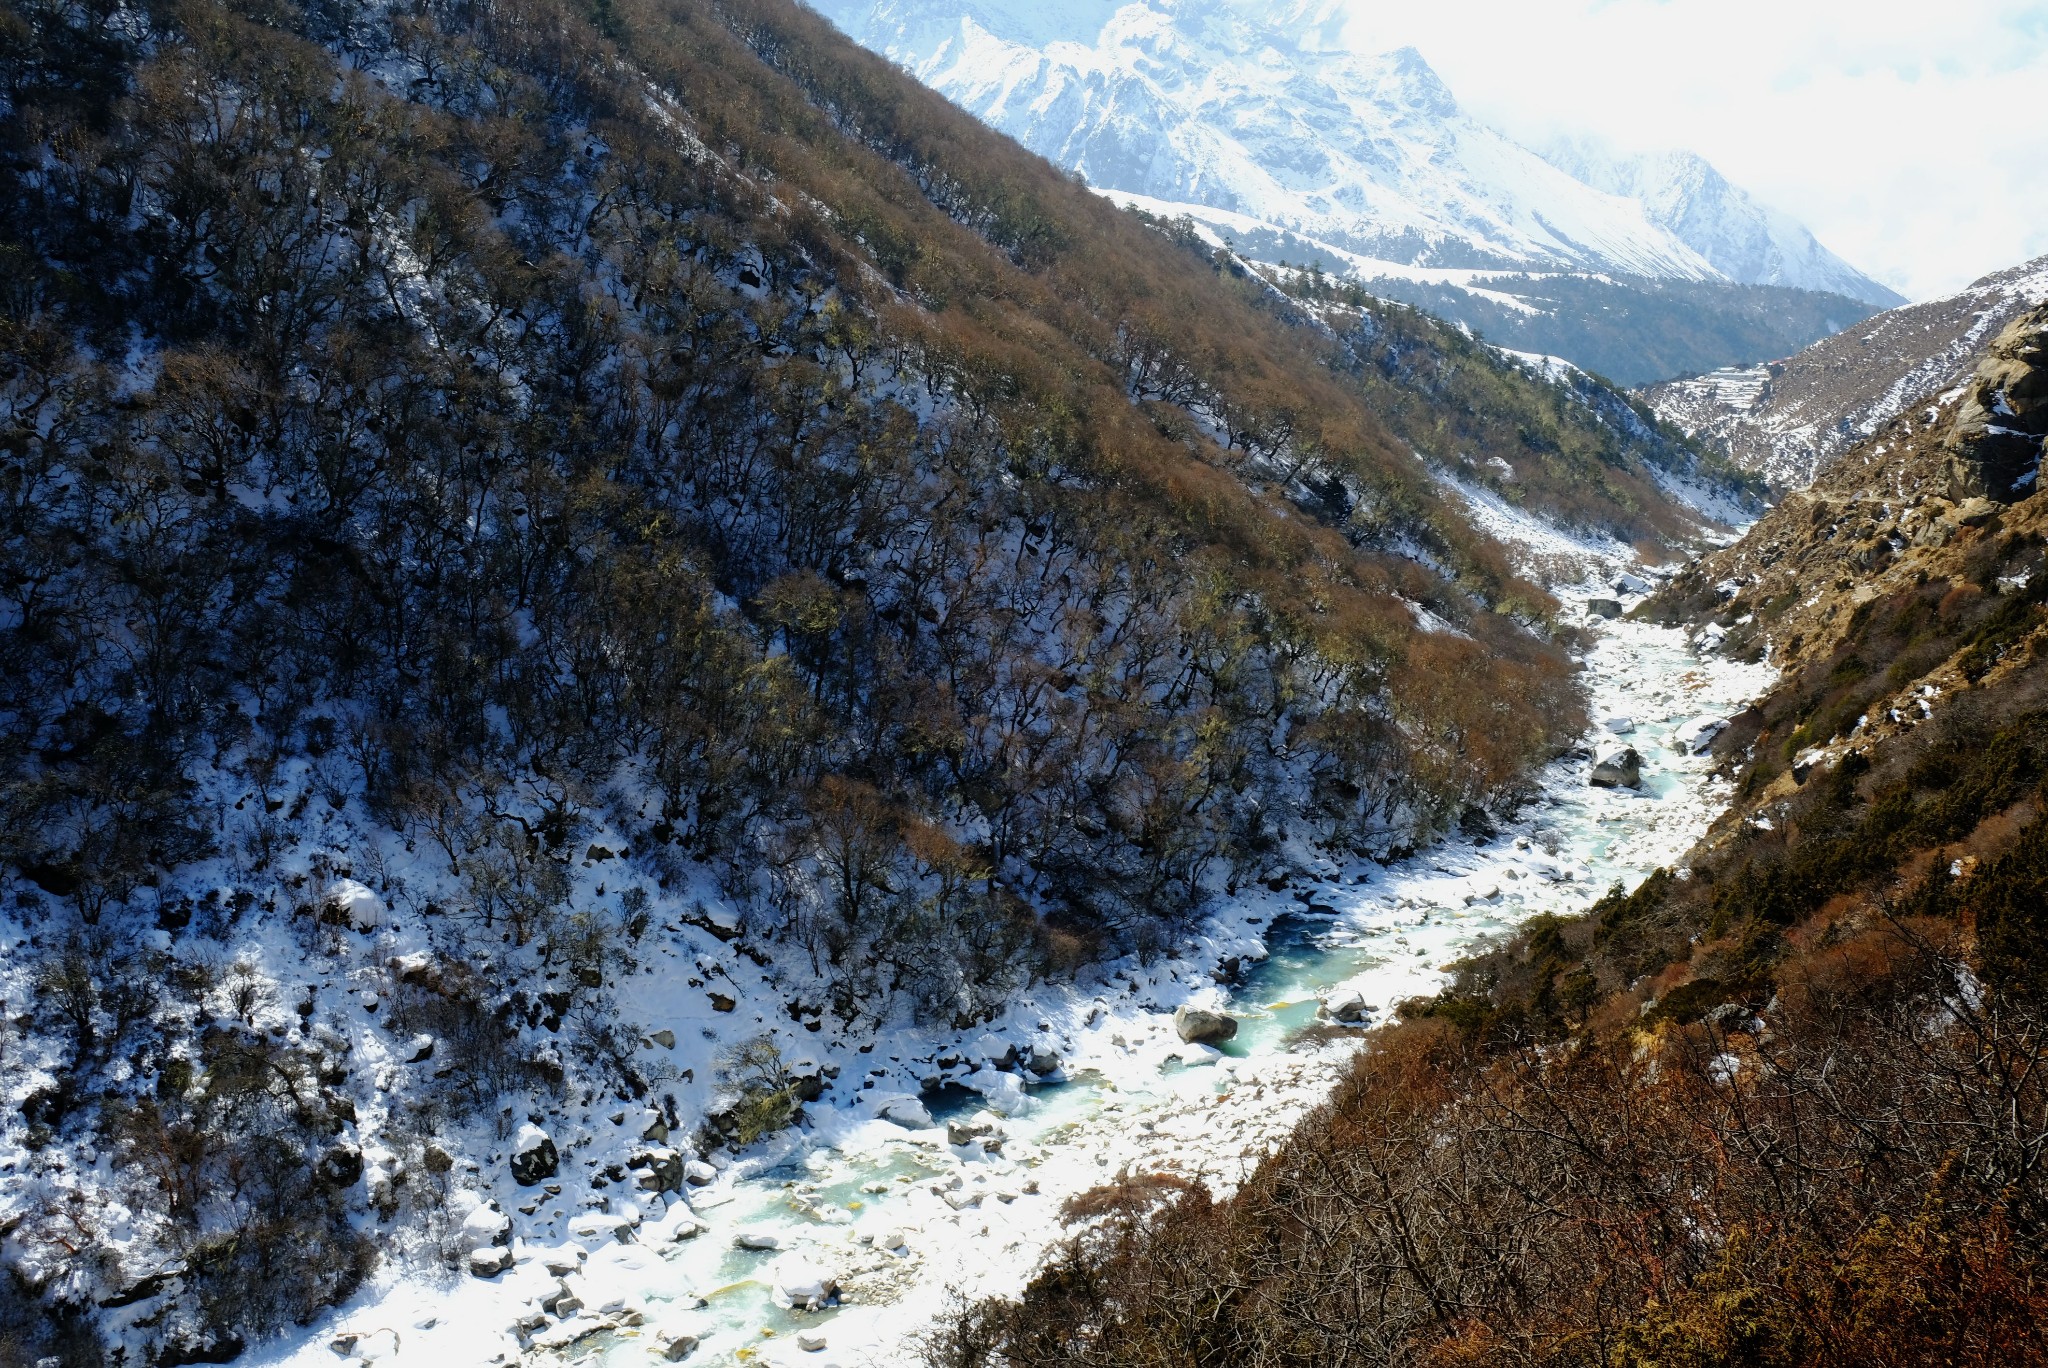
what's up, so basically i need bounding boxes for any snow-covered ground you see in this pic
[243,599,1771,1368]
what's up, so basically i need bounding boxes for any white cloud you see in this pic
[1330,0,2048,300]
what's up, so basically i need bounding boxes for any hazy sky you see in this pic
[1333,0,2048,301]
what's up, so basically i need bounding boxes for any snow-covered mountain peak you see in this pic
[811,0,1898,309]
[1346,45,1460,119]
[1538,135,1899,305]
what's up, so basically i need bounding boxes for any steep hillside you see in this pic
[1644,254,2048,488]
[1238,258,1762,542]
[809,0,1895,381]
[0,0,1749,1360]
[1650,303,2048,788]
[931,318,2048,1366]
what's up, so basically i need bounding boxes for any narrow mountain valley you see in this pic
[0,1,2041,1367]
[0,0,1744,1362]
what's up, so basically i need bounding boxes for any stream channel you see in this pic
[543,611,1777,1368]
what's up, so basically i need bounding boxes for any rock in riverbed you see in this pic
[873,1095,934,1129]
[1590,747,1642,789]
[1173,1005,1238,1044]
[653,1330,700,1361]
[1317,988,1372,1024]
[1671,717,1728,755]
[771,1255,840,1310]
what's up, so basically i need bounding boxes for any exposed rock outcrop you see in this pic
[1944,307,2048,501]
[1654,303,2048,682]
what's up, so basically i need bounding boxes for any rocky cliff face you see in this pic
[1944,306,2048,501]
[1642,255,2048,489]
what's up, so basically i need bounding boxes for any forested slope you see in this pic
[0,0,1744,1359]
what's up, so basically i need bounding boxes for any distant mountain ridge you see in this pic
[1642,254,2048,489]
[1538,137,1899,307]
[808,0,1900,324]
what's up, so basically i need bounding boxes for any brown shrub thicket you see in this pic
[932,616,2048,1366]
[932,916,2048,1367]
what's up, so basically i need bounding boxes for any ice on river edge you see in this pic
[241,598,1771,1368]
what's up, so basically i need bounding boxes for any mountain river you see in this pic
[269,607,1772,1368]
[563,612,1774,1367]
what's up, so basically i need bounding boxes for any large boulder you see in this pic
[510,1124,558,1186]
[1173,1005,1238,1045]
[314,1141,363,1191]
[363,1143,404,1221]
[1670,718,1728,756]
[945,1111,1004,1147]
[630,1147,685,1194]
[1589,747,1642,789]
[654,1331,701,1362]
[1585,598,1623,620]
[468,1246,515,1278]
[567,1210,638,1244]
[871,1095,933,1129]
[1317,987,1372,1024]
[1944,306,2048,502]
[785,1054,827,1102]
[960,1066,1030,1116]
[323,878,385,932]
[769,1255,839,1311]
[459,1201,512,1251]
[1956,496,2004,527]
[970,1034,1019,1072]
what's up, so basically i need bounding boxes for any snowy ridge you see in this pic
[809,0,1894,305]
[1642,254,2048,489]
[1539,137,1900,307]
